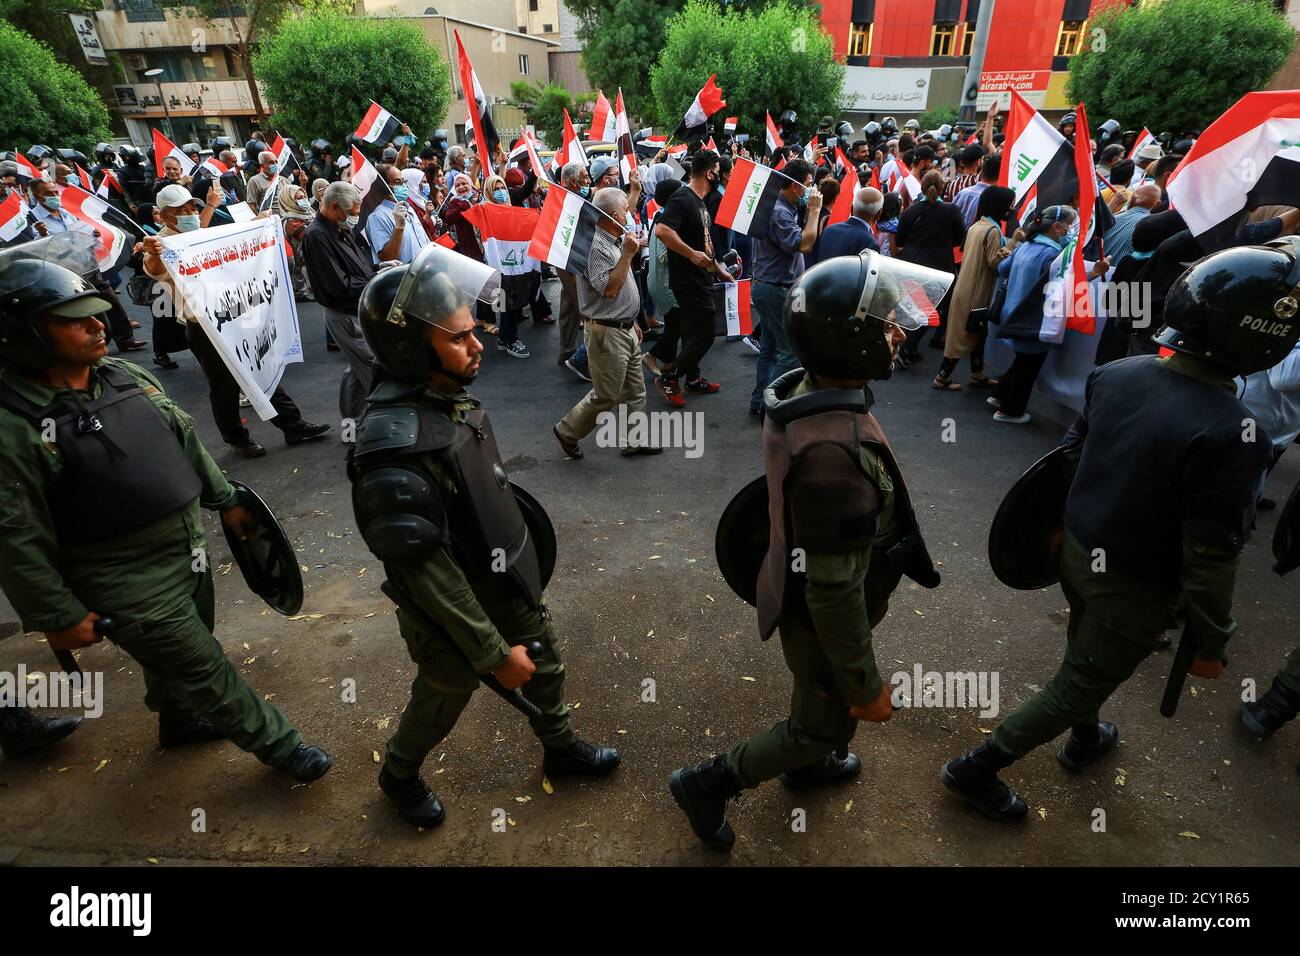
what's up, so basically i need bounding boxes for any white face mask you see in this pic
[344,214,359,230]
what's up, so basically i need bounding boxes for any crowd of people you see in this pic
[3,96,1300,852]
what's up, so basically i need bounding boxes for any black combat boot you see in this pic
[541,739,621,777]
[669,754,743,851]
[780,751,862,789]
[274,744,333,783]
[0,706,82,758]
[379,765,446,829]
[941,741,1029,822]
[1241,681,1300,738]
[158,713,225,748]
[1057,720,1119,772]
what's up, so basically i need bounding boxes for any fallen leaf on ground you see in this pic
[93,759,109,773]
[741,676,756,682]
[542,777,554,795]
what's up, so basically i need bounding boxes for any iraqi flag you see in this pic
[454,30,501,174]
[714,156,791,238]
[635,134,667,161]
[588,91,616,143]
[557,108,587,171]
[528,186,603,272]
[152,128,195,178]
[1128,126,1157,161]
[198,155,229,179]
[674,74,726,140]
[826,147,856,227]
[893,154,922,201]
[712,279,753,337]
[11,151,40,184]
[54,183,132,271]
[723,117,738,134]
[1165,90,1300,253]
[95,168,123,200]
[999,90,1074,212]
[614,89,638,186]
[510,133,549,180]
[269,133,304,179]
[355,101,404,146]
[0,189,29,242]
[462,202,542,275]
[765,112,783,156]
[1065,102,1100,334]
[350,145,393,236]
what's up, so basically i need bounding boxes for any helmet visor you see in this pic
[855,250,955,331]
[0,232,101,278]
[390,242,501,329]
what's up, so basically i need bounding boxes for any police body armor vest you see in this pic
[349,388,543,607]
[756,369,939,640]
[0,363,202,546]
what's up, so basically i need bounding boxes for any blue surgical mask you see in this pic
[421,184,430,199]
[579,185,591,198]
[174,213,201,232]
[67,174,81,188]
[42,195,62,211]
[392,184,410,203]
[267,163,279,176]
[492,189,509,204]
[797,191,808,208]
[624,212,636,233]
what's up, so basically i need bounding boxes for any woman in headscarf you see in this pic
[479,174,535,358]
[935,185,1020,391]
[310,178,328,213]
[277,183,316,303]
[504,165,554,326]
[643,177,684,376]
[875,191,903,257]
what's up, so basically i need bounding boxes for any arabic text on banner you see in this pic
[158,217,303,420]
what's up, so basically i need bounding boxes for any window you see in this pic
[960,25,974,56]
[542,23,553,31]
[519,54,529,74]
[931,23,956,56]
[848,22,872,57]
[518,24,527,33]
[529,0,538,9]
[1056,19,1087,56]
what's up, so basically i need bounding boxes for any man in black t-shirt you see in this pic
[653,149,735,406]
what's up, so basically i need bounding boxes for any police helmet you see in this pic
[27,145,53,162]
[0,249,112,374]
[862,121,881,139]
[835,121,854,139]
[310,138,331,156]
[880,116,898,134]
[1098,119,1121,142]
[211,136,233,151]
[1155,238,1300,377]
[119,144,142,164]
[358,243,501,386]
[785,250,955,380]
[181,143,201,158]
[93,142,117,163]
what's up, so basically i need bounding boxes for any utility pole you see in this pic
[959,0,996,122]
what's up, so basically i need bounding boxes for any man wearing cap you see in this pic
[0,248,332,780]
[1133,143,1164,186]
[142,183,332,459]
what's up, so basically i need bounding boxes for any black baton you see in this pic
[380,578,544,720]
[1160,623,1196,718]
[51,617,115,676]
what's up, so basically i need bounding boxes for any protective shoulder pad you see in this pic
[353,405,455,463]
[352,463,449,562]
[787,441,879,553]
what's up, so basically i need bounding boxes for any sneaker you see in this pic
[565,355,591,381]
[659,377,686,408]
[741,335,760,354]
[503,340,530,359]
[684,377,721,394]
[985,396,1002,409]
[993,411,1031,424]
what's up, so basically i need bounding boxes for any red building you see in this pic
[818,0,1129,119]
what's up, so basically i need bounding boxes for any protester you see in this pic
[245,150,279,211]
[876,191,903,257]
[1102,182,1161,262]
[555,161,594,381]
[810,185,881,266]
[895,169,966,363]
[954,154,1000,227]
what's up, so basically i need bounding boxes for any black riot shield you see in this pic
[221,481,304,616]
[715,475,770,607]
[511,482,556,590]
[1272,476,1300,576]
[987,445,1075,590]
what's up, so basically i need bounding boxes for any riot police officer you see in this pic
[348,243,620,830]
[944,239,1300,820]
[305,139,335,184]
[671,251,953,851]
[0,240,332,782]
[116,144,154,216]
[89,142,118,193]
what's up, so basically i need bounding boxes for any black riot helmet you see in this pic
[0,241,111,374]
[880,116,898,135]
[28,144,53,162]
[785,250,955,380]
[1098,118,1121,142]
[835,120,854,139]
[862,121,881,139]
[211,136,232,151]
[119,144,142,164]
[181,142,201,159]
[1155,237,1300,376]
[779,109,798,128]
[310,138,331,157]
[358,243,501,386]
[93,142,117,163]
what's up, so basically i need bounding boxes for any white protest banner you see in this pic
[158,217,303,420]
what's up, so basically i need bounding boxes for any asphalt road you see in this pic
[1,280,1297,866]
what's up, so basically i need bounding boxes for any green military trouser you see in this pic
[384,576,575,780]
[724,612,861,790]
[991,533,1175,759]
[108,570,302,765]
[1273,646,1300,698]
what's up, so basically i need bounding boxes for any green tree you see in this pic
[509,81,593,149]
[1068,0,1294,135]
[252,10,451,148]
[0,20,113,153]
[571,0,683,121]
[918,107,958,130]
[650,0,843,139]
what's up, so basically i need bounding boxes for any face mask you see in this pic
[797,190,808,208]
[344,214,360,230]
[297,198,311,211]
[1065,220,1080,241]
[67,174,81,188]
[267,163,279,176]
[492,189,509,204]
[174,213,201,232]
[392,184,410,203]
[579,185,591,198]
[624,211,637,233]
[421,184,430,199]
[42,195,62,211]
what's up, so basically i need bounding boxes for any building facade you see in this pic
[818,0,1129,123]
